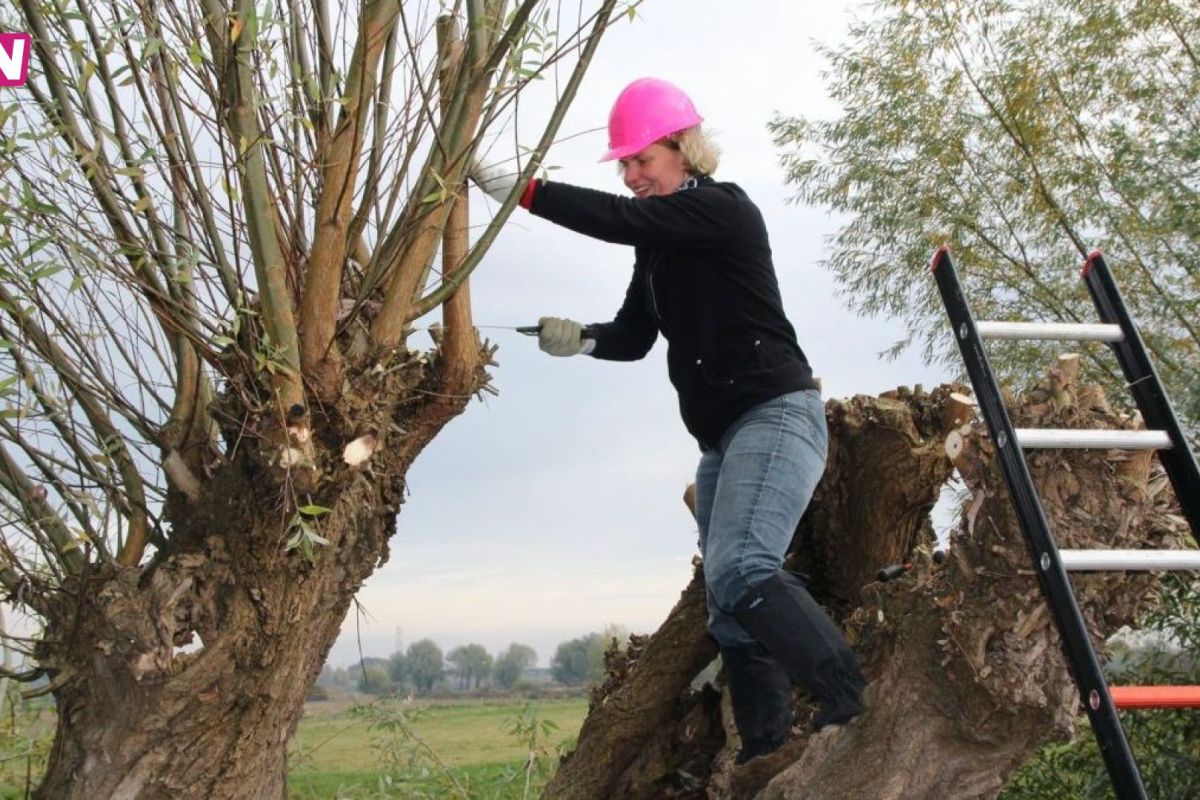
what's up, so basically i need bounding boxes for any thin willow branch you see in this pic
[144,32,221,454]
[414,0,618,317]
[477,0,541,86]
[18,0,182,352]
[286,0,318,235]
[0,284,150,567]
[0,420,107,562]
[39,287,168,427]
[950,150,1086,322]
[1163,6,1199,73]
[942,41,1086,256]
[1047,72,1200,290]
[360,2,446,290]
[287,0,322,134]
[76,0,178,285]
[0,441,84,576]
[1,325,126,503]
[202,0,304,414]
[311,0,336,141]
[346,18,399,265]
[0,666,44,683]
[160,74,242,304]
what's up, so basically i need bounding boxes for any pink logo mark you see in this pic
[0,33,31,87]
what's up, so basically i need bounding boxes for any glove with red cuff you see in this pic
[469,160,537,209]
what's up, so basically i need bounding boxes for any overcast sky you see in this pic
[326,0,954,668]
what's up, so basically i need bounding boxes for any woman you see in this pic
[474,77,866,762]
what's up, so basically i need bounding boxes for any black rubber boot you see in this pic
[732,571,866,730]
[721,643,794,764]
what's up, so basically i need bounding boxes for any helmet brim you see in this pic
[598,115,703,163]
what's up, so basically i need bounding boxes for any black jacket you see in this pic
[527,176,818,449]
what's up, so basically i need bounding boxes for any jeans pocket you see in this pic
[801,390,828,447]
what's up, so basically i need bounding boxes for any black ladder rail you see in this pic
[1082,250,1200,545]
[930,245,1147,800]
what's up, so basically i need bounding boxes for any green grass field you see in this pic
[288,696,589,799]
[0,697,588,799]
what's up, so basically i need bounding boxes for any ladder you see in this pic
[931,246,1200,800]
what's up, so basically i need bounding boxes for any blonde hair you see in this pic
[614,125,721,179]
[671,125,720,176]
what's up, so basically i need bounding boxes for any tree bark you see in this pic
[436,16,483,399]
[542,566,719,800]
[33,352,489,798]
[544,373,1187,799]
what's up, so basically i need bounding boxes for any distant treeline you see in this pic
[316,626,631,697]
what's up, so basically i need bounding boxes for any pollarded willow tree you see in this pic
[770,0,1200,424]
[0,0,622,796]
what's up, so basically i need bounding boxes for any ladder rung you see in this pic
[1110,686,1200,709]
[976,321,1124,342]
[1015,429,1171,450]
[1060,549,1200,571]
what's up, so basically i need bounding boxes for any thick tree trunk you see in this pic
[36,538,358,798]
[33,350,489,798]
[544,372,1188,799]
[543,566,719,800]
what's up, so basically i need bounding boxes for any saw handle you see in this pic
[517,324,597,339]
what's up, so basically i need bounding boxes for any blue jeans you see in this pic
[694,389,828,647]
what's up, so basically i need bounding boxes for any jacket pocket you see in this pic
[695,356,736,387]
[696,337,780,386]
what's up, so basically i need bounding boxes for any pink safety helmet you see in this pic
[599,78,703,162]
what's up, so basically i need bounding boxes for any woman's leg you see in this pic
[695,446,757,648]
[702,389,827,620]
[697,444,793,761]
[703,390,865,730]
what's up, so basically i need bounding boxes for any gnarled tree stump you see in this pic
[543,367,1188,800]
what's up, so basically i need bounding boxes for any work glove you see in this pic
[538,316,595,357]
[469,159,522,203]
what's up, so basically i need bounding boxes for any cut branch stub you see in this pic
[941,390,977,434]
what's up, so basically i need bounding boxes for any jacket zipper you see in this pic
[645,262,664,327]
